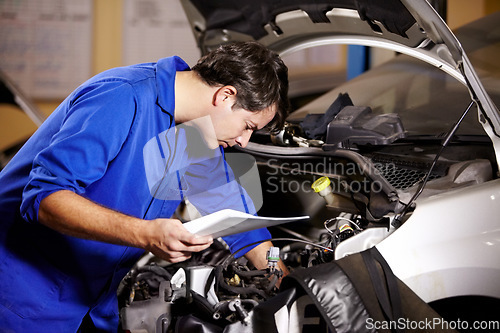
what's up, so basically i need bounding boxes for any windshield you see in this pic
[289,12,500,139]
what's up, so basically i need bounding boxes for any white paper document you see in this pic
[183,209,309,238]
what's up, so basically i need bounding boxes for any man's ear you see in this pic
[213,85,237,106]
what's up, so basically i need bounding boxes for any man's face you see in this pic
[211,105,276,148]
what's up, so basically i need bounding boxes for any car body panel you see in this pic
[335,178,500,302]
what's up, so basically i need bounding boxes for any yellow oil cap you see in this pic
[312,176,331,193]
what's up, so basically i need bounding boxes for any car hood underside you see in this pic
[181,0,500,170]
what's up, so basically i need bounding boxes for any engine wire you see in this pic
[324,216,359,234]
[222,237,334,269]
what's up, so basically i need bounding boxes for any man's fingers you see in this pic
[190,234,213,245]
[177,228,213,246]
[148,218,213,262]
[168,251,192,263]
[180,241,212,253]
[165,219,212,245]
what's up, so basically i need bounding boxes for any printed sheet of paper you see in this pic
[0,0,93,99]
[123,0,200,67]
[183,209,309,238]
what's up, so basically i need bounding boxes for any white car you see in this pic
[118,0,500,331]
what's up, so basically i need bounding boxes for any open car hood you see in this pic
[181,0,500,169]
[0,69,46,127]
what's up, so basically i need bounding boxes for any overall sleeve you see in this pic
[20,82,137,223]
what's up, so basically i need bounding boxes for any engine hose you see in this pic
[266,274,279,293]
[232,267,268,278]
[190,290,217,318]
[137,264,172,280]
[215,265,269,300]
[135,272,162,289]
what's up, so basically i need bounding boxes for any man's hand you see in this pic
[39,190,212,263]
[146,218,213,263]
[244,241,289,287]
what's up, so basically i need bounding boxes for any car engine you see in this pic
[118,95,495,332]
[118,212,369,333]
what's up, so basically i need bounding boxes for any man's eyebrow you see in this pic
[249,121,258,130]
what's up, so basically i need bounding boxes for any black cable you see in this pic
[214,237,331,300]
[222,237,335,269]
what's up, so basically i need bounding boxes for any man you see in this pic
[0,41,289,331]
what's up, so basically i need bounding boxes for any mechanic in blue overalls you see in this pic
[0,41,290,332]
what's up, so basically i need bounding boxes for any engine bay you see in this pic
[118,138,495,332]
[118,96,497,332]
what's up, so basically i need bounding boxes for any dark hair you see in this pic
[192,41,289,133]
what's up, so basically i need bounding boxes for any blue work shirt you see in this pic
[0,56,270,331]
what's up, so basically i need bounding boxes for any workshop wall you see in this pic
[447,0,500,29]
[34,0,500,114]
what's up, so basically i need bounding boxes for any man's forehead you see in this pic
[249,106,277,127]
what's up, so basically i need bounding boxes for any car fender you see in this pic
[375,178,500,303]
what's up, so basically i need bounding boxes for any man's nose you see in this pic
[235,131,253,148]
